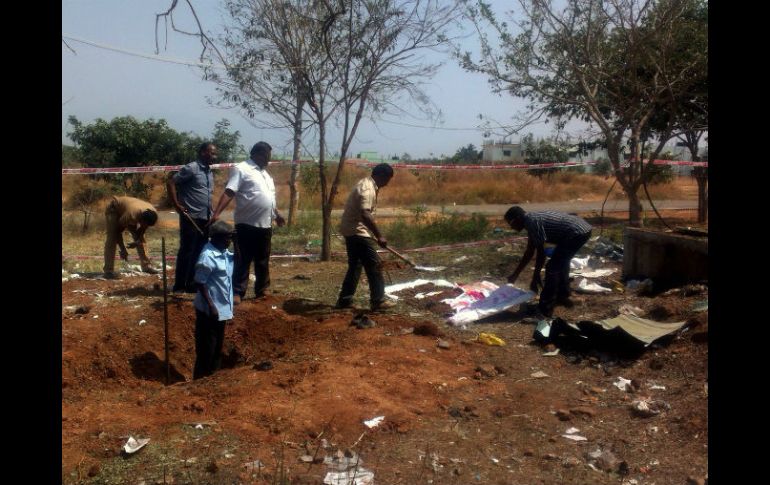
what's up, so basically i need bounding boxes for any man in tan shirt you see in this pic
[103,196,159,279]
[336,163,395,311]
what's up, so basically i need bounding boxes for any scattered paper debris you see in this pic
[562,434,588,441]
[123,436,150,454]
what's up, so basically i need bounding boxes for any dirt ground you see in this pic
[61,221,708,485]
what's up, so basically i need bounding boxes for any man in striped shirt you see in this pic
[504,206,592,317]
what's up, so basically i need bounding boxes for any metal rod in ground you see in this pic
[162,237,170,385]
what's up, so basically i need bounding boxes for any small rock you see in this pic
[569,407,597,418]
[686,477,706,485]
[206,460,219,473]
[555,409,571,421]
[437,339,451,350]
[544,453,559,460]
[544,343,557,353]
[475,364,497,378]
[299,454,314,463]
[523,450,534,457]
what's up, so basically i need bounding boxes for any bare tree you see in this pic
[311,0,462,259]
[203,0,335,227]
[459,0,708,226]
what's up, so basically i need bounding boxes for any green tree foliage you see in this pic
[520,134,569,177]
[451,144,482,164]
[62,145,80,167]
[66,116,241,199]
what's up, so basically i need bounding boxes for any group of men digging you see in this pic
[103,141,591,379]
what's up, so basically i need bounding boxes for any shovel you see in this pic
[378,241,445,272]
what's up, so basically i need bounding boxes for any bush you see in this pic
[386,213,490,249]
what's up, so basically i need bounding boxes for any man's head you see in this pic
[250,142,272,168]
[371,163,394,188]
[198,142,218,165]
[209,220,234,250]
[140,209,158,227]
[504,206,526,231]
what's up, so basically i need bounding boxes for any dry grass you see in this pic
[62,165,696,213]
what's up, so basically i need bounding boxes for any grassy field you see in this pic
[62,165,697,213]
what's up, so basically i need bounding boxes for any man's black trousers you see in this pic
[337,235,385,306]
[233,224,272,298]
[539,231,592,316]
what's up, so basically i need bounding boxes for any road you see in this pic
[157,199,697,221]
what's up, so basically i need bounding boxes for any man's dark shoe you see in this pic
[103,272,121,280]
[334,300,354,310]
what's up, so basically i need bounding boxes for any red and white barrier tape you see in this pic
[61,158,707,175]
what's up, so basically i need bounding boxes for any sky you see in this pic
[62,0,566,160]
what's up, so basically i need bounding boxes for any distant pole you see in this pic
[162,237,170,385]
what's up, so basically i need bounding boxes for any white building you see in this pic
[482,141,523,163]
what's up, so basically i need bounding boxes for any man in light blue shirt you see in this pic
[192,220,235,380]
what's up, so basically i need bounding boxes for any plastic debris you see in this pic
[576,278,612,294]
[447,283,534,325]
[613,377,633,392]
[477,332,506,346]
[562,434,588,441]
[631,398,671,417]
[363,416,385,428]
[123,436,150,454]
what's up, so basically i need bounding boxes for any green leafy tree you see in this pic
[520,134,569,177]
[67,115,195,199]
[210,119,243,162]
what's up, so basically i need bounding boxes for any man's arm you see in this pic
[273,208,285,227]
[529,245,546,293]
[116,229,129,260]
[508,238,541,285]
[166,175,186,214]
[196,282,219,320]
[209,189,235,225]
[361,209,386,247]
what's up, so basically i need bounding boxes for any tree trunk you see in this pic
[318,124,332,261]
[627,188,643,228]
[287,97,303,227]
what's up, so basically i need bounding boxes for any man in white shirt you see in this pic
[210,142,285,304]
